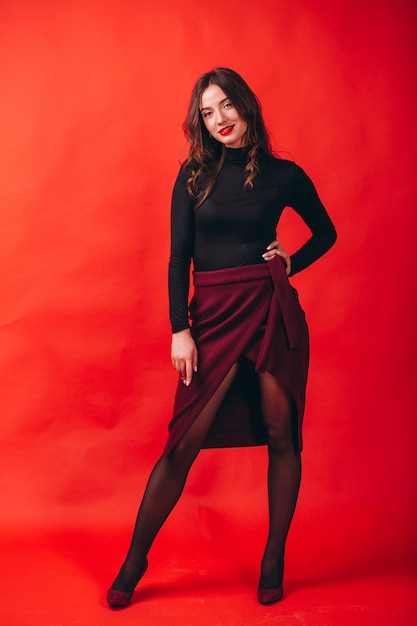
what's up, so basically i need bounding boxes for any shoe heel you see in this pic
[106,559,148,609]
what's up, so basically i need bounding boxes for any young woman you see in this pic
[106,67,337,608]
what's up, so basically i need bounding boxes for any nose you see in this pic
[216,109,227,125]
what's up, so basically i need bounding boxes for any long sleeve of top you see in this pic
[168,149,337,333]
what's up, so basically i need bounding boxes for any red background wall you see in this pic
[0,0,416,619]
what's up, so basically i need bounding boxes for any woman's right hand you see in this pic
[171,329,198,386]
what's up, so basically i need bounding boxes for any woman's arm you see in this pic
[286,164,337,276]
[168,170,195,333]
[168,170,198,385]
[262,164,336,276]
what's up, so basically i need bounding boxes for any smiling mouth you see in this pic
[219,125,234,136]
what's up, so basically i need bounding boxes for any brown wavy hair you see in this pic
[182,67,274,207]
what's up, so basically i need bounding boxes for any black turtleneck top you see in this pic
[168,148,337,333]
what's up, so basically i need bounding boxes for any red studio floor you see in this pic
[1,521,415,626]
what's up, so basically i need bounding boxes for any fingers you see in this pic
[171,355,197,386]
[267,239,281,251]
[171,331,198,386]
[262,240,291,274]
[184,358,194,387]
[177,355,197,386]
[262,239,281,259]
[192,351,198,376]
[171,358,189,385]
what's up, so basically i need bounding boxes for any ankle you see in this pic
[112,557,148,593]
[261,549,284,568]
[260,554,284,589]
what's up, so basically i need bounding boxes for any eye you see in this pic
[202,110,213,118]
[224,101,233,109]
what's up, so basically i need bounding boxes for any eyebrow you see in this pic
[200,97,229,112]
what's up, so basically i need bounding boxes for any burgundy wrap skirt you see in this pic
[164,255,309,455]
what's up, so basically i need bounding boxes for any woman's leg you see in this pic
[258,371,301,591]
[110,363,239,593]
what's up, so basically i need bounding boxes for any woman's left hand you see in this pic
[262,240,291,275]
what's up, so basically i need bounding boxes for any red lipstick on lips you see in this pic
[219,125,234,136]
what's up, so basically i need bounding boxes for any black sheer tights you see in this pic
[111,364,239,593]
[258,371,301,590]
[110,366,300,594]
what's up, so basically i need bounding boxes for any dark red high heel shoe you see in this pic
[106,559,148,609]
[257,558,284,605]
[257,583,283,605]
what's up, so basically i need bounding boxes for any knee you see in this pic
[266,423,294,454]
[168,436,199,472]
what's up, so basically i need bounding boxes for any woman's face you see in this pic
[200,84,248,148]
